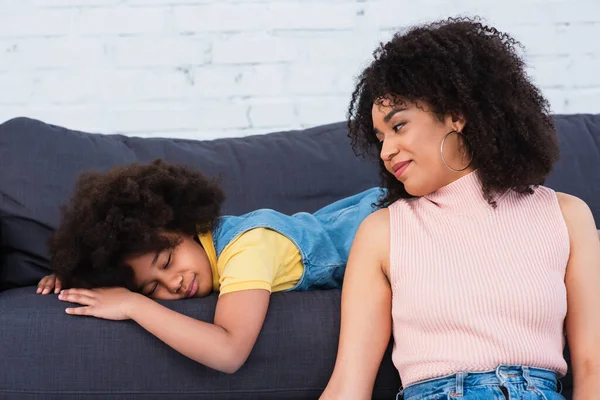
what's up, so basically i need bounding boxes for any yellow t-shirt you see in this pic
[197,228,304,296]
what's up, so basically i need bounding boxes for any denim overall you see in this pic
[211,187,384,291]
[398,365,565,400]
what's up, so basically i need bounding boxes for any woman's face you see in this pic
[372,98,473,196]
[126,234,213,300]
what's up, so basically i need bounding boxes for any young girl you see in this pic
[37,159,382,374]
[321,17,600,400]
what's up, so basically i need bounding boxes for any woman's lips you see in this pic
[392,160,412,179]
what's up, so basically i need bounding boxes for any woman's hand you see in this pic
[58,287,140,321]
[36,274,62,295]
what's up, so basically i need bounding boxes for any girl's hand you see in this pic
[58,287,139,321]
[36,274,62,295]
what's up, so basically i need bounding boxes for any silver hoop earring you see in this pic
[440,130,472,172]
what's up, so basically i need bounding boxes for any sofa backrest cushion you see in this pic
[0,117,380,289]
[1,114,599,289]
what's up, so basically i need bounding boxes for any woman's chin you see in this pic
[401,178,425,197]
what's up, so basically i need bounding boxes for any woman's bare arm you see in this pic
[321,209,393,400]
[558,193,600,399]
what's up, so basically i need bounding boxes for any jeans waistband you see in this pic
[398,365,560,400]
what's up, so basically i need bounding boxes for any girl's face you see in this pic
[372,98,473,196]
[126,234,213,300]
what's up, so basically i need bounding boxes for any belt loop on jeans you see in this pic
[450,372,465,397]
[495,364,507,386]
[557,378,563,394]
[396,388,404,400]
[522,366,536,390]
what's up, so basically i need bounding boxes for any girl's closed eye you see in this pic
[147,283,158,297]
[146,253,171,296]
[163,253,172,270]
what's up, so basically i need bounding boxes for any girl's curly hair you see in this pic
[48,159,225,290]
[349,17,559,207]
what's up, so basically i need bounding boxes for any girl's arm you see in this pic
[59,287,270,374]
[557,193,600,399]
[128,289,270,373]
[320,209,393,400]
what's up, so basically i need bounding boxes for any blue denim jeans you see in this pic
[397,365,565,400]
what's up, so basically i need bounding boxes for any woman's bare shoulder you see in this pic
[354,208,391,276]
[361,208,390,234]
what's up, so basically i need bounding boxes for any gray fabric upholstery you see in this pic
[0,287,398,399]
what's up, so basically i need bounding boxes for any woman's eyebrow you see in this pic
[383,107,408,123]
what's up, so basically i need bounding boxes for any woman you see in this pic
[321,17,600,399]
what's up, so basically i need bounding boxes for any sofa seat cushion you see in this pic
[0,286,400,399]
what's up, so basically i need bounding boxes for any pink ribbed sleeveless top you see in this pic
[388,171,570,387]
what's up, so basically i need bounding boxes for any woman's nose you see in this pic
[380,140,399,161]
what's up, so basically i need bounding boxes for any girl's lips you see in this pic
[185,276,198,298]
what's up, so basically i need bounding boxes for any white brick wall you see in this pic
[0,0,599,140]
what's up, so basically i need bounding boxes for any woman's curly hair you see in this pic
[48,159,225,291]
[349,16,559,207]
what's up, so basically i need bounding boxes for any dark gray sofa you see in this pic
[1,115,599,399]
